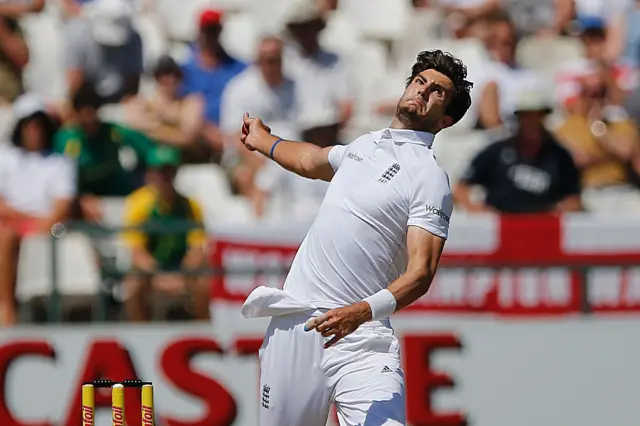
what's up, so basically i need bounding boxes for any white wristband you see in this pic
[363,289,397,320]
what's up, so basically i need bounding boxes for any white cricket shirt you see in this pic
[283,128,453,309]
[0,146,76,217]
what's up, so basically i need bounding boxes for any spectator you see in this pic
[573,0,632,61]
[283,0,354,148]
[556,16,628,113]
[476,12,540,131]
[53,84,155,222]
[554,65,640,211]
[454,91,583,213]
[0,0,44,103]
[64,0,143,104]
[124,55,207,162]
[0,94,75,325]
[122,145,209,321]
[220,36,298,201]
[180,9,246,154]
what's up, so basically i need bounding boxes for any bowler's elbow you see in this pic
[410,264,435,295]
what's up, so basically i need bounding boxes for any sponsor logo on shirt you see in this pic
[378,163,400,183]
[261,384,270,409]
[426,205,450,223]
[347,152,363,162]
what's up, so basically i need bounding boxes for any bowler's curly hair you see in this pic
[407,50,473,125]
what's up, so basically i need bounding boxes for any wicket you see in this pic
[82,380,154,426]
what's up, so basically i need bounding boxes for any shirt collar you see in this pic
[371,128,435,148]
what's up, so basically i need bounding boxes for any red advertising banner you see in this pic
[209,215,640,314]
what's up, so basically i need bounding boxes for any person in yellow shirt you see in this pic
[122,146,209,321]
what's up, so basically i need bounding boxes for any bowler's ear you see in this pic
[440,115,454,131]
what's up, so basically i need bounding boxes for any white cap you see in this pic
[513,76,553,114]
[513,91,552,114]
[85,0,134,46]
[13,93,47,120]
[283,0,323,26]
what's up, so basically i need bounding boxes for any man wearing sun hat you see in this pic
[454,88,583,213]
[122,145,210,321]
[63,0,143,103]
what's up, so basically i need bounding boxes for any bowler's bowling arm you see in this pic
[387,226,446,311]
[250,130,336,182]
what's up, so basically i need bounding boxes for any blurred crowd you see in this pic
[2,0,640,325]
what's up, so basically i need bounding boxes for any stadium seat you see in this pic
[216,195,255,223]
[220,12,260,63]
[133,15,169,72]
[247,0,291,34]
[338,0,411,41]
[517,36,585,80]
[19,13,67,102]
[168,41,193,65]
[211,0,251,12]
[174,164,235,223]
[100,197,127,228]
[16,233,101,302]
[392,7,445,66]
[320,10,362,55]
[155,0,210,41]
[348,41,388,125]
[433,130,491,184]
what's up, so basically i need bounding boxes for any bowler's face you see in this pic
[397,69,455,132]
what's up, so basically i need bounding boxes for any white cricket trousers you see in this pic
[258,310,406,426]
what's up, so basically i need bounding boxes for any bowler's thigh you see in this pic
[332,332,406,426]
[259,314,332,426]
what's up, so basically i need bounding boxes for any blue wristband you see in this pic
[269,138,284,160]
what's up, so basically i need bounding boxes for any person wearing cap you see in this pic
[180,8,246,152]
[0,93,75,325]
[64,0,143,103]
[124,55,207,162]
[454,90,583,213]
[283,0,353,148]
[53,84,156,221]
[122,145,209,321]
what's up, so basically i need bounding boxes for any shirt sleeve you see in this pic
[407,167,454,239]
[122,192,150,249]
[187,199,207,248]
[50,156,77,200]
[327,144,349,171]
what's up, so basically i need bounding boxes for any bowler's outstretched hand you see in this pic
[241,112,271,152]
